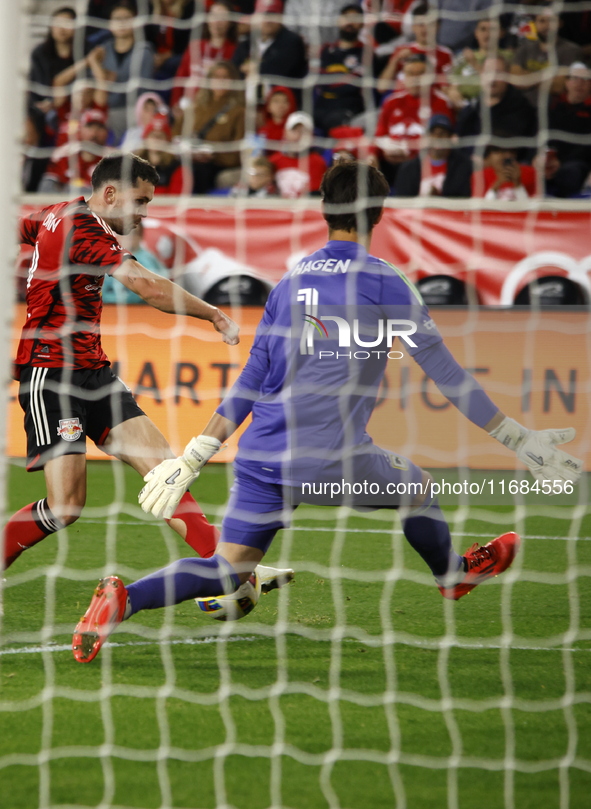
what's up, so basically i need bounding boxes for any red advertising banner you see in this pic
[19,205,591,305]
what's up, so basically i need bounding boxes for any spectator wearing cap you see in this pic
[268,111,328,197]
[548,63,591,167]
[101,2,155,139]
[257,86,298,148]
[471,140,537,200]
[457,56,537,157]
[395,113,472,197]
[377,2,453,97]
[232,0,308,101]
[136,113,191,194]
[314,4,379,134]
[370,52,455,187]
[178,60,246,194]
[37,108,110,193]
[510,6,583,107]
[170,1,238,113]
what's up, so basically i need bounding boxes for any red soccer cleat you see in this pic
[438,532,521,601]
[72,576,128,663]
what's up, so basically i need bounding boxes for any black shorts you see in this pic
[18,365,146,471]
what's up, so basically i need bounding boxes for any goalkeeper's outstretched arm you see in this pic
[413,341,583,487]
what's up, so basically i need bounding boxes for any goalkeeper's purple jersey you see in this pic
[217,240,498,484]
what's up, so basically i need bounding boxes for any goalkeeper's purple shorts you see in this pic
[220,450,424,553]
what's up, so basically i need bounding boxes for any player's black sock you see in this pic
[401,494,463,578]
[125,555,240,614]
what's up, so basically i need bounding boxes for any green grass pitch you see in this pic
[1,461,591,809]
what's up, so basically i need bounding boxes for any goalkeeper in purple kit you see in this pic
[72,161,583,663]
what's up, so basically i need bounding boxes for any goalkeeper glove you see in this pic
[138,435,222,519]
[489,417,582,488]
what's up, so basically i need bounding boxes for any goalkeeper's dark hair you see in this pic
[320,161,390,234]
[91,153,159,191]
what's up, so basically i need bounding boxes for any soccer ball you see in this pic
[195,570,261,621]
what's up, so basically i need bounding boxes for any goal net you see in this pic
[1,1,591,808]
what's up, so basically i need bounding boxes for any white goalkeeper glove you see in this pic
[489,417,582,488]
[138,435,222,519]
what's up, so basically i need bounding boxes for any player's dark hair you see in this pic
[320,161,389,234]
[91,153,159,190]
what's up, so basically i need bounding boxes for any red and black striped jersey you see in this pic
[15,197,133,377]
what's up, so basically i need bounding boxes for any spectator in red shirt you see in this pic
[136,113,192,194]
[38,108,110,193]
[145,0,196,84]
[171,1,238,113]
[377,2,453,96]
[370,52,455,186]
[257,86,298,148]
[471,140,537,200]
[268,111,328,197]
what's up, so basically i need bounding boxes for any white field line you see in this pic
[77,519,589,542]
[0,635,258,656]
[1,636,590,658]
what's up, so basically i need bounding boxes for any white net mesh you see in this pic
[2,1,591,808]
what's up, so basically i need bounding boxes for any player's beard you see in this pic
[105,214,140,235]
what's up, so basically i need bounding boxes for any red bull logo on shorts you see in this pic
[57,418,83,442]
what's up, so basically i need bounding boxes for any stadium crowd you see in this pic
[24,0,591,200]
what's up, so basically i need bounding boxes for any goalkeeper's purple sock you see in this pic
[126,555,240,615]
[401,494,463,578]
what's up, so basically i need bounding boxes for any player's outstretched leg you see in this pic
[72,554,245,662]
[438,532,521,601]
[401,488,465,583]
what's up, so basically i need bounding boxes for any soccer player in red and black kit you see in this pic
[4,153,238,570]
